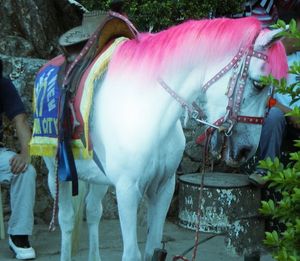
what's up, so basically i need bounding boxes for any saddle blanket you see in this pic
[30,37,127,159]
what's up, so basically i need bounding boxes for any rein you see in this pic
[159,45,268,261]
[196,46,267,142]
[158,46,267,137]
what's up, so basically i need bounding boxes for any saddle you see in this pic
[62,11,138,95]
[57,12,138,196]
[97,11,138,55]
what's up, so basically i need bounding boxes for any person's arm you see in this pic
[9,113,32,174]
[275,101,300,129]
[274,100,291,114]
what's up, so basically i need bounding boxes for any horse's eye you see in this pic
[253,80,266,90]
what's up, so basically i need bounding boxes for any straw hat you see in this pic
[59,10,107,47]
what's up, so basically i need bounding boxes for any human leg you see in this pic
[258,107,286,161]
[0,148,36,259]
[8,165,36,236]
[249,107,286,186]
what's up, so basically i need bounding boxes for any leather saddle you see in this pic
[65,11,138,95]
[56,12,138,196]
[97,11,138,55]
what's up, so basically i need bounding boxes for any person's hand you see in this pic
[287,116,300,129]
[9,152,30,174]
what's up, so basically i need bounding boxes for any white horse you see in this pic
[41,16,287,261]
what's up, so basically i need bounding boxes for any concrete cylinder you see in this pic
[178,172,265,256]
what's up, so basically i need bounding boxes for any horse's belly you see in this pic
[92,116,185,186]
[76,159,112,185]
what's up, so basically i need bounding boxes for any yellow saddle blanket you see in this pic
[30,37,127,159]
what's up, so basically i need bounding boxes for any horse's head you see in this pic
[205,28,288,167]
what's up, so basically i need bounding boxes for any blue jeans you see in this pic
[0,148,36,235]
[258,107,286,161]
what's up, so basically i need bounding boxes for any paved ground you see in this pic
[0,219,275,261]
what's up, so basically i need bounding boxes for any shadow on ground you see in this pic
[0,219,275,261]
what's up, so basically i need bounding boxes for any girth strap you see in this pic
[56,88,78,196]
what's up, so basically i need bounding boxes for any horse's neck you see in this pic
[154,69,205,136]
[155,44,223,112]
[159,50,237,132]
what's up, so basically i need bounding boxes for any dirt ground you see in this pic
[0,219,275,261]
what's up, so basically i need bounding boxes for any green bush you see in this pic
[78,0,243,31]
[259,19,300,261]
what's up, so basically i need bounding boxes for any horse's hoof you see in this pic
[152,248,167,261]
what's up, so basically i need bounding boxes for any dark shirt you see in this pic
[0,77,25,142]
[233,0,298,28]
[233,0,278,28]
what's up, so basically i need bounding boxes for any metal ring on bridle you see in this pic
[191,110,199,120]
[225,122,234,136]
[225,129,233,137]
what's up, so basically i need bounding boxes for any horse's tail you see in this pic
[71,180,87,256]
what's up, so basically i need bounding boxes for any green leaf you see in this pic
[289,256,298,261]
[277,19,286,29]
[289,19,297,34]
[260,17,300,260]
[264,231,280,246]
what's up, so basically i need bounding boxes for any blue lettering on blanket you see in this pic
[33,64,60,138]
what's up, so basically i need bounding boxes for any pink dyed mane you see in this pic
[264,38,287,79]
[109,16,287,80]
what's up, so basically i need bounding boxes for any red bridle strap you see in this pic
[237,115,264,124]
[202,48,245,92]
[195,115,264,144]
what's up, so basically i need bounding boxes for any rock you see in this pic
[0,54,47,119]
[185,140,204,162]
[0,36,35,57]
[0,0,82,59]
[180,156,201,174]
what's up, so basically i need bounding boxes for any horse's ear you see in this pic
[254,26,288,50]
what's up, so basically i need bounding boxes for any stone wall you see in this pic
[0,0,81,59]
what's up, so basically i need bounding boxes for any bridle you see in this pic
[160,45,268,261]
[158,44,268,144]
[160,40,269,261]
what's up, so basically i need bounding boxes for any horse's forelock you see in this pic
[109,17,263,78]
[265,41,288,80]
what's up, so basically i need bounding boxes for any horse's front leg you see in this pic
[144,122,184,260]
[58,181,74,261]
[86,183,108,261]
[116,178,142,261]
[144,175,176,261]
